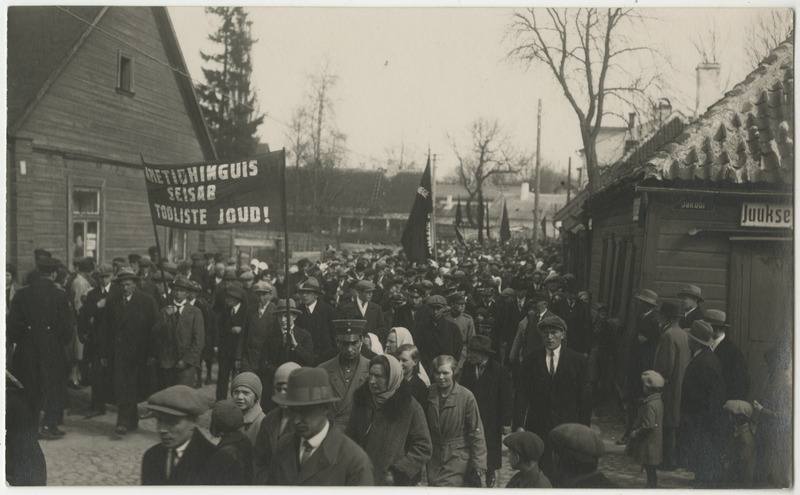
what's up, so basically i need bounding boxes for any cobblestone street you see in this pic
[39,377,694,488]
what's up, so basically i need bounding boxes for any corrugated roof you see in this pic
[644,39,793,185]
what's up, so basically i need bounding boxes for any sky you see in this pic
[167,5,793,180]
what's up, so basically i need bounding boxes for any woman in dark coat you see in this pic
[204,400,253,485]
[346,354,431,486]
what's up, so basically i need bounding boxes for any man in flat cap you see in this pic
[503,431,551,488]
[296,277,340,365]
[548,423,616,488]
[152,276,205,389]
[141,385,214,484]
[268,367,374,485]
[516,315,591,477]
[341,280,388,345]
[8,257,74,439]
[677,320,726,488]
[677,285,705,329]
[317,320,371,429]
[216,285,248,401]
[414,295,464,369]
[705,309,749,401]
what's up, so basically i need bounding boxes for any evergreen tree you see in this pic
[198,7,264,159]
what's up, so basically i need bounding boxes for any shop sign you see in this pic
[673,196,713,211]
[740,203,793,229]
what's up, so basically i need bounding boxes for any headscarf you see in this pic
[389,327,431,386]
[371,354,404,408]
[367,332,384,355]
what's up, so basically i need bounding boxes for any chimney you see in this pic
[521,182,530,201]
[695,62,721,118]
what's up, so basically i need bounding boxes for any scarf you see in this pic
[367,332,384,355]
[372,354,403,408]
[390,327,430,386]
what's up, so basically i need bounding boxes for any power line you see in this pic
[55,6,378,164]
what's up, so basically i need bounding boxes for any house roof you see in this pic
[643,39,793,186]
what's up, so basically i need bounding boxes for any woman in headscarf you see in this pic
[396,343,430,407]
[366,332,384,355]
[345,354,431,486]
[426,354,487,487]
[387,327,430,384]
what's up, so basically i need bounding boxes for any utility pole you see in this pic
[567,156,572,203]
[532,99,542,246]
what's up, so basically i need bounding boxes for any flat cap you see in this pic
[538,315,567,332]
[549,423,605,463]
[239,270,255,281]
[252,281,273,293]
[211,400,243,433]
[147,385,209,416]
[425,295,447,307]
[419,280,434,290]
[641,370,665,389]
[353,280,376,292]
[93,263,114,277]
[503,431,545,461]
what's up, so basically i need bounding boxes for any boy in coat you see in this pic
[503,431,551,488]
[626,370,664,488]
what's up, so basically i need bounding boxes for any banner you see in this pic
[142,151,285,230]
[500,199,511,243]
[401,156,433,262]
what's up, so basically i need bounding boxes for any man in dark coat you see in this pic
[8,257,73,438]
[677,320,727,488]
[677,285,705,329]
[296,277,340,365]
[217,285,248,401]
[78,262,119,418]
[239,281,276,374]
[259,299,314,406]
[414,295,464,369]
[6,372,47,485]
[141,385,215,485]
[459,335,512,488]
[100,268,158,436]
[269,367,374,485]
[517,316,591,477]
[705,309,749,400]
[341,280,388,345]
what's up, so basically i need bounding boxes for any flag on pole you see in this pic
[500,198,511,243]
[455,196,465,244]
[541,213,548,240]
[401,156,433,262]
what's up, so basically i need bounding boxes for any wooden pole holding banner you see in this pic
[141,153,169,297]
[431,152,438,263]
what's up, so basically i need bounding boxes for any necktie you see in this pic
[166,448,177,479]
[549,350,555,377]
[300,439,314,465]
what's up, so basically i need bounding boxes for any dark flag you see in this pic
[455,196,465,244]
[500,199,511,243]
[541,213,548,240]
[401,156,433,262]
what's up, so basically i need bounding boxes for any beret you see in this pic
[549,423,605,463]
[147,385,209,416]
[503,431,545,461]
[641,370,665,389]
[232,371,262,399]
[425,295,447,307]
[723,400,753,418]
[538,315,567,332]
[211,400,243,433]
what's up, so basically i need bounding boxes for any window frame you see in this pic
[117,50,135,95]
[67,176,105,267]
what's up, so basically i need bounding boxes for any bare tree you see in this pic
[383,141,419,174]
[744,9,793,68]
[507,8,660,193]
[450,118,524,243]
[286,106,310,218]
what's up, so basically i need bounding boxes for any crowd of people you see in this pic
[5,239,792,488]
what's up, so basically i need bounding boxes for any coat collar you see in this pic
[278,425,346,485]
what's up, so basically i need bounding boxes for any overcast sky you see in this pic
[168,5,793,179]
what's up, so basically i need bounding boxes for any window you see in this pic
[118,52,134,94]
[71,187,102,261]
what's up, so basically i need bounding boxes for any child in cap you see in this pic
[206,399,253,485]
[721,400,755,488]
[626,370,664,488]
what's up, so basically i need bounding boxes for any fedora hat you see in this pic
[676,284,704,302]
[115,267,139,282]
[703,309,729,327]
[170,275,196,292]
[272,367,339,406]
[634,289,658,306]
[274,298,302,315]
[466,335,495,354]
[688,320,714,347]
[298,277,325,293]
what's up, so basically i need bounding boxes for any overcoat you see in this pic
[713,337,749,400]
[101,290,158,404]
[517,346,591,437]
[8,277,73,413]
[141,429,215,485]
[79,284,120,407]
[626,392,663,466]
[201,431,254,485]
[253,406,293,483]
[425,382,488,487]
[318,355,371,429]
[459,359,512,471]
[345,380,432,485]
[653,322,690,428]
[269,425,374,485]
[152,303,204,368]
[239,301,276,372]
[415,315,464,369]
[297,299,340,365]
[218,302,248,361]
[258,325,314,398]
[341,299,388,344]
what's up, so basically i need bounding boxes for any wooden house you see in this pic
[7,6,226,275]
[555,39,793,399]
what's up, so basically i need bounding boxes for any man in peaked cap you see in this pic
[151,276,205,389]
[445,291,475,369]
[705,309,749,401]
[677,285,705,329]
[268,367,374,485]
[548,423,615,488]
[296,277,340,366]
[516,315,591,477]
[341,279,388,345]
[141,385,214,485]
[216,285,248,401]
[317,320,371,430]
[677,320,726,488]
[504,431,551,488]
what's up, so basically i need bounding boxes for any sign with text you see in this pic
[740,202,792,229]
[143,151,285,230]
